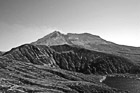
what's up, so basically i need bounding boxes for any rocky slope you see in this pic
[0,31,139,93]
[32,31,140,64]
[0,56,125,93]
[3,44,139,75]
[0,44,132,93]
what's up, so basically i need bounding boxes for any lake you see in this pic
[103,76,140,93]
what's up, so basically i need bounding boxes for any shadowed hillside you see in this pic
[3,44,139,75]
[0,44,133,92]
[0,51,3,56]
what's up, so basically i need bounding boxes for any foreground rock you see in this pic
[2,44,140,92]
[0,57,126,93]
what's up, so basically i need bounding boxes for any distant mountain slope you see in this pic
[32,31,140,64]
[3,44,139,75]
[32,31,69,46]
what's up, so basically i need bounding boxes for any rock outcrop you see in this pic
[3,44,139,75]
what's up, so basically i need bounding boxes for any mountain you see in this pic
[32,31,69,46]
[0,44,130,93]
[32,31,108,46]
[32,31,140,64]
[0,31,139,92]
[3,44,139,75]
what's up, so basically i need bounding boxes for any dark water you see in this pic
[103,76,140,93]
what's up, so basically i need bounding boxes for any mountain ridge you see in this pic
[3,44,139,74]
[32,31,110,46]
[32,31,140,64]
[0,31,139,92]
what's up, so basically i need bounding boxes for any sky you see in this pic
[0,0,140,51]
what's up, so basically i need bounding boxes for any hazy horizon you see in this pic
[0,0,140,51]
